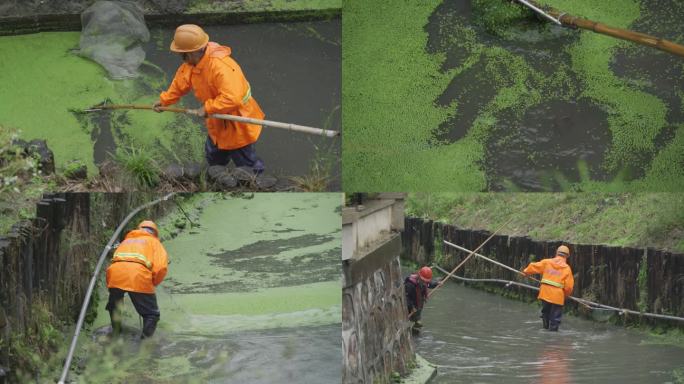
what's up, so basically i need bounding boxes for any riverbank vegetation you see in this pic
[407,192,684,252]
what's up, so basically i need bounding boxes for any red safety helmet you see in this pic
[419,266,433,282]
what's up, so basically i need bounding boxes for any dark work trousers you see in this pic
[205,136,264,173]
[106,288,160,338]
[541,300,563,331]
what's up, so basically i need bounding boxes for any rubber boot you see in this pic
[141,317,159,339]
[109,310,121,337]
[542,318,549,330]
[549,324,559,332]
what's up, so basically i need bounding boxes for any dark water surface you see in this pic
[416,283,684,383]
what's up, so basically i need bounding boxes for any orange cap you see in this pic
[170,24,209,53]
[556,245,570,257]
[138,220,159,237]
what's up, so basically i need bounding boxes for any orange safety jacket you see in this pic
[523,256,574,306]
[159,42,264,150]
[106,229,168,294]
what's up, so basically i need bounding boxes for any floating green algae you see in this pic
[342,0,486,192]
[343,0,684,191]
[68,193,341,383]
[0,32,107,174]
[0,31,202,175]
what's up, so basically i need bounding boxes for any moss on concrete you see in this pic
[399,354,437,384]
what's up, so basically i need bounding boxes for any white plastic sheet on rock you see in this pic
[78,0,150,79]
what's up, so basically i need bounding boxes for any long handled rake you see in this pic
[82,101,339,138]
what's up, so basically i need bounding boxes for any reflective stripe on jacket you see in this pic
[106,229,169,294]
[159,42,264,150]
[524,256,574,305]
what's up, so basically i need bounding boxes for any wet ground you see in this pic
[342,0,684,191]
[67,193,341,383]
[0,19,340,187]
[415,283,684,383]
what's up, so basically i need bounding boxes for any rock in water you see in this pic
[164,164,184,180]
[217,174,238,189]
[184,162,202,180]
[255,175,278,189]
[27,139,55,175]
[233,166,256,183]
[207,165,229,181]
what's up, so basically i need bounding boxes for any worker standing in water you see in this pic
[523,245,574,331]
[154,24,265,176]
[106,220,168,339]
[405,266,439,329]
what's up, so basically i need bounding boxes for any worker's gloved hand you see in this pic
[153,101,163,113]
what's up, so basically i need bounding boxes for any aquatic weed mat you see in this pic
[66,193,341,383]
[0,20,340,180]
[342,0,684,191]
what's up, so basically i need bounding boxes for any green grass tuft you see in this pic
[112,146,161,189]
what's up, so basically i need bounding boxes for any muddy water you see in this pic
[415,283,684,383]
[70,193,341,383]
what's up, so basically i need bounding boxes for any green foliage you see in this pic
[63,159,87,179]
[0,127,52,234]
[113,146,161,189]
[291,106,339,192]
[9,298,64,381]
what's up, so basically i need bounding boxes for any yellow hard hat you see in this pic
[170,24,209,53]
[556,245,570,257]
[138,220,159,237]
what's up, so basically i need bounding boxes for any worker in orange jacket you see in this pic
[154,24,265,174]
[106,220,168,338]
[523,245,574,331]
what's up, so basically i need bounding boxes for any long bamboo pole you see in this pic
[84,104,340,138]
[406,217,513,320]
[517,0,684,58]
[442,241,594,310]
[427,217,514,299]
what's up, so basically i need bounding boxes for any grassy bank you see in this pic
[407,192,684,252]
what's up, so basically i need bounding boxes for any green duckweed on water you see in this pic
[342,0,684,191]
[0,32,199,175]
[69,192,341,383]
